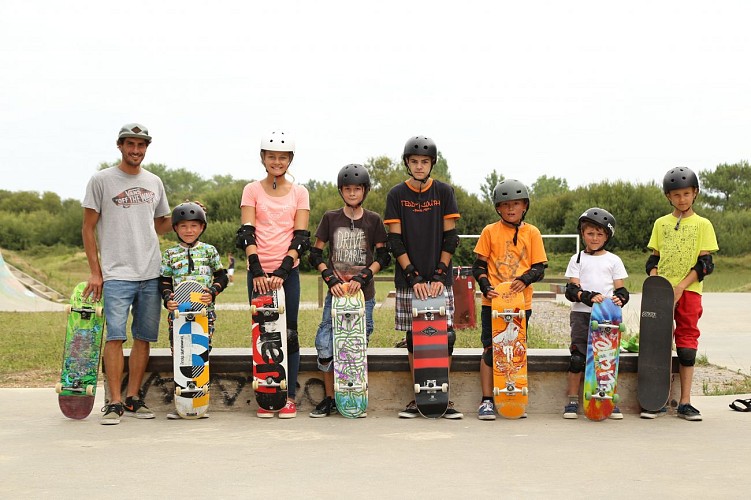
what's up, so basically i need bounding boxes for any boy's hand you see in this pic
[345,280,361,295]
[330,282,346,297]
[429,281,444,297]
[510,279,527,293]
[413,282,430,300]
[673,285,685,305]
[611,295,623,307]
[200,291,213,305]
[166,299,178,312]
[485,288,500,299]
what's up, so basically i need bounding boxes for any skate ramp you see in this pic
[0,252,65,312]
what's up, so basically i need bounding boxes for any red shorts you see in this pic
[674,290,703,350]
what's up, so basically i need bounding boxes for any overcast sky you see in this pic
[1,0,749,201]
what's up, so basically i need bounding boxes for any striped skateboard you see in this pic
[583,299,624,421]
[170,280,210,419]
[56,282,105,419]
[411,294,449,419]
[332,285,368,418]
[250,286,288,412]
[491,282,528,419]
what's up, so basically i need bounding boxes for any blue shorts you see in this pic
[103,279,162,343]
[314,293,376,372]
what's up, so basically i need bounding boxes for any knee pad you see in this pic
[447,328,456,356]
[405,330,413,353]
[317,356,334,372]
[677,347,697,367]
[482,347,493,367]
[287,329,300,354]
[569,350,586,373]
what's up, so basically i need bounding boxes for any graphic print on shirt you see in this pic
[658,223,699,280]
[494,241,527,283]
[400,198,441,214]
[257,202,292,228]
[111,187,156,208]
[332,226,367,281]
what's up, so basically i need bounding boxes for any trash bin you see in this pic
[452,266,476,329]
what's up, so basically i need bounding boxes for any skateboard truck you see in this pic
[252,377,288,391]
[491,309,525,321]
[412,306,446,318]
[414,379,449,395]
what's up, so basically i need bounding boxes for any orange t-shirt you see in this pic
[473,221,547,309]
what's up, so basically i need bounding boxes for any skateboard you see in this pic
[170,280,210,419]
[56,282,105,419]
[490,282,528,419]
[637,275,674,412]
[250,285,288,412]
[332,285,368,419]
[583,299,625,421]
[411,293,450,418]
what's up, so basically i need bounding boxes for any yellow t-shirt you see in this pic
[647,213,719,294]
[474,221,548,308]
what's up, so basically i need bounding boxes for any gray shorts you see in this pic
[569,311,591,355]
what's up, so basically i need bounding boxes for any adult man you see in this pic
[82,123,171,425]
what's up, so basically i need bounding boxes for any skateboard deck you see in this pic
[491,282,528,419]
[171,280,210,419]
[332,286,368,419]
[637,275,674,411]
[583,300,624,421]
[251,285,288,412]
[411,294,450,418]
[56,282,105,419]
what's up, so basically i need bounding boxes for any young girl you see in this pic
[237,130,310,419]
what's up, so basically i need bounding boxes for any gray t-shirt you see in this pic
[83,166,170,281]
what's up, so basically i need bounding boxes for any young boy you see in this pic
[472,179,548,420]
[562,207,629,419]
[159,202,228,419]
[643,167,718,421]
[308,164,390,417]
[385,136,463,419]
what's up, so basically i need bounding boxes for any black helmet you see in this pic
[402,136,437,167]
[337,164,371,203]
[578,207,616,239]
[663,167,699,194]
[172,202,207,228]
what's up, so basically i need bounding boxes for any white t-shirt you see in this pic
[565,251,628,313]
[83,166,170,281]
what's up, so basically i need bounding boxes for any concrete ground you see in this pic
[3,388,751,499]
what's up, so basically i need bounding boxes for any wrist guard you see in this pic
[579,290,600,307]
[613,286,629,305]
[404,264,424,287]
[351,268,374,288]
[321,268,343,290]
[247,254,265,279]
[272,255,295,281]
[646,254,660,276]
[431,262,450,285]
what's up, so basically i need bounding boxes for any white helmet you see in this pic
[260,130,295,153]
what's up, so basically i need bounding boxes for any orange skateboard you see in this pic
[491,282,528,419]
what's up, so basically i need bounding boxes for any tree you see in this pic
[480,170,504,204]
[699,161,751,211]
[530,175,569,199]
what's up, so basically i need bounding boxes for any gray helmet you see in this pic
[578,207,616,239]
[402,136,437,166]
[493,179,530,206]
[337,164,371,200]
[118,123,151,143]
[172,202,207,228]
[663,167,699,194]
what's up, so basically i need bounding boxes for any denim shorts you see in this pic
[103,279,162,343]
[314,293,376,372]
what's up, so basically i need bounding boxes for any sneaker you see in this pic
[443,401,464,419]
[478,400,496,421]
[123,397,155,419]
[310,397,336,418]
[278,400,297,419]
[398,400,419,418]
[677,403,702,421]
[167,410,209,420]
[563,401,579,419]
[609,406,623,420]
[640,406,668,419]
[100,403,124,425]
[256,407,274,419]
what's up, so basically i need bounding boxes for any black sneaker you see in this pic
[100,403,124,425]
[640,406,667,419]
[677,403,702,421]
[398,400,419,418]
[309,396,337,418]
[443,401,464,419]
[123,396,155,419]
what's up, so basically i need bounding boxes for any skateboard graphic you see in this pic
[170,280,211,419]
[411,293,450,418]
[583,299,625,421]
[332,285,368,419]
[250,286,288,412]
[56,282,105,419]
[637,275,674,412]
[491,282,528,419]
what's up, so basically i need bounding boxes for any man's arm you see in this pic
[154,215,172,235]
[82,208,103,300]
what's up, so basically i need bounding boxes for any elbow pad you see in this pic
[693,254,714,281]
[235,224,257,250]
[388,232,407,259]
[375,246,392,269]
[309,247,325,269]
[441,228,459,254]
[518,262,546,286]
[289,230,311,257]
[564,282,582,303]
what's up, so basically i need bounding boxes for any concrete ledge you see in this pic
[108,348,681,416]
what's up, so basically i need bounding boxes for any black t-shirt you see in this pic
[314,208,388,300]
[384,179,460,288]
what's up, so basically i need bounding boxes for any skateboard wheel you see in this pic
[441,383,448,392]
[412,308,418,318]
[521,387,528,396]
[277,305,285,315]
[249,305,257,315]
[493,387,500,396]
[85,385,94,396]
[414,383,421,394]
[95,306,104,317]
[491,310,499,319]
[280,380,288,391]
[175,387,182,396]
[174,310,181,319]
[55,383,63,394]
[618,323,626,332]
[358,308,365,317]
[439,306,446,316]
[64,305,72,314]
[252,379,260,391]
[334,382,340,392]
[584,391,592,401]
[613,393,620,404]
[591,321,599,330]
